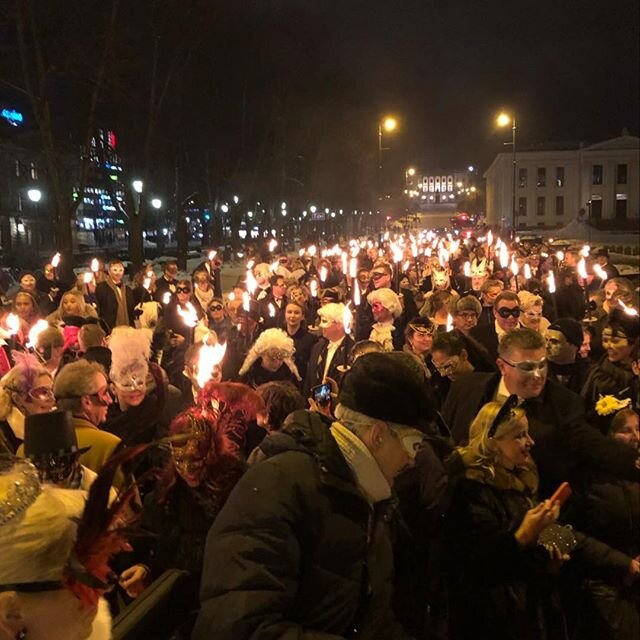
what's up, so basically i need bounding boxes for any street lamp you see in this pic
[496,111,517,235]
[132,179,143,193]
[378,116,398,170]
[27,188,42,203]
[27,188,42,253]
[151,198,162,209]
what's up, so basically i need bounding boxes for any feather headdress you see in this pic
[108,327,151,386]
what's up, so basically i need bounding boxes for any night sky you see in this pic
[1,0,638,198]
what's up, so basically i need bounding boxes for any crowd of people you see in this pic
[0,229,638,640]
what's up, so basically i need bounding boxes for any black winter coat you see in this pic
[192,410,411,640]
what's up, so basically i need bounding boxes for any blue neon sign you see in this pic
[1,108,24,127]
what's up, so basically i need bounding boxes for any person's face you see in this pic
[471,274,487,291]
[261,349,286,372]
[272,279,286,299]
[521,306,543,331]
[194,275,210,291]
[454,310,478,335]
[208,301,225,323]
[320,318,344,342]
[109,263,125,284]
[20,274,36,292]
[597,255,608,267]
[604,283,619,308]
[254,267,270,286]
[602,327,633,363]
[289,288,306,305]
[371,269,391,289]
[497,347,547,399]
[545,329,575,363]
[113,371,147,408]
[227,299,242,322]
[175,283,191,304]
[482,286,501,306]
[494,300,520,332]
[409,329,433,355]
[432,272,448,290]
[43,264,55,281]
[431,351,466,381]
[494,418,534,469]
[15,373,55,416]
[285,304,303,328]
[83,373,112,424]
[371,300,393,323]
[612,414,640,450]
[357,271,370,287]
[62,294,82,316]
[580,331,591,359]
[164,264,178,280]
[172,430,210,488]
[369,422,414,485]
[15,294,35,320]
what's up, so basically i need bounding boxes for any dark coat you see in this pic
[556,283,586,322]
[153,275,177,303]
[259,294,288,330]
[239,360,300,389]
[287,326,318,379]
[581,356,635,414]
[470,322,500,362]
[193,260,222,298]
[442,372,640,498]
[94,280,136,332]
[303,334,354,398]
[547,357,592,396]
[192,410,410,640]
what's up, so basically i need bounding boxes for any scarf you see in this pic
[330,421,391,505]
[369,321,395,352]
[105,277,129,327]
[194,287,214,311]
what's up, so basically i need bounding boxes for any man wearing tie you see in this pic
[303,303,354,399]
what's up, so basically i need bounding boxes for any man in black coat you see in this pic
[258,274,288,330]
[94,260,136,333]
[193,352,429,639]
[545,317,592,394]
[443,327,639,498]
[153,260,178,303]
[303,302,354,398]
[193,251,222,298]
[470,290,520,362]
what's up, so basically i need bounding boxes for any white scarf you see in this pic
[330,421,391,505]
[369,321,395,352]
[194,287,214,311]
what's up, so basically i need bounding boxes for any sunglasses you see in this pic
[500,357,547,375]
[176,287,191,294]
[208,304,224,312]
[496,307,521,319]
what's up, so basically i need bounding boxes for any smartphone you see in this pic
[549,481,572,507]
[311,383,332,406]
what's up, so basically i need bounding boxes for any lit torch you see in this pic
[593,263,608,286]
[90,258,100,273]
[463,261,471,278]
[51,253,61,269]
[208,249,217,261]
[27,319,49,350]
[196,336,227,390]
[342,305,353,335]
[83,272,93,285]
[268,238,278,253]
[446,313,454,332]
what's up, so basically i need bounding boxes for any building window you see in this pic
[518,168,527,188]
[14,160,20,177]
[537,168,546,187]
[615,193,628,220]
[518,197,527,217]
[616,164,627,184]
[30,162,37,180]
[555,196,564,216]
[590,196,602,220]
[592,165,603,185]
[536,196,545,216]
[555,167,564,188]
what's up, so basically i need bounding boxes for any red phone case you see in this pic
[550,482,572,506]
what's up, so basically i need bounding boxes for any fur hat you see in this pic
[338,352,434,428]
[238,328,301,381]
[367,288,402,318]
[548,318,583,348]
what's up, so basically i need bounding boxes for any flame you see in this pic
[391,244,403,263]
[463,261,471,277]
[353,283,361,306]
[162,291,172,305]
[90,258,100,273]
[83,272,93,285]
[510,256,519,275]
[319,266,328,283]
[268,238,278,253]
[27,319,49,349]
[6,313,20,336]
[268,303,276,317]
[577,257,588,280]
[51,252,61,268]
[446,313,454,332]
[143,277,151,291]
[242,291,250,312]
[556,250,564,262]
[246,259,255,270]
[341,252,348,274]
[403,260,410,272]
[196,336,227,388]
[298,248,305,257]
[177,302,198,328]
[619,300,639,317]
[342,305,353,334]
[310,279,318,297]
[547,270,556,294]
[593,263,608,281]
[580,245,590,258]
[271,261,279,273]
[245,269,258,295]
[349,258,357,279]
[499,244,509,269]
[524,264,532,280]
[227,291,235,302]
[308,245,316,257]
[487,230,493,247]
[208,250,217,261]
[411,244,418,258]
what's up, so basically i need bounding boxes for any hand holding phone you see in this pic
[311,383,332,407]
[549,482,572,507]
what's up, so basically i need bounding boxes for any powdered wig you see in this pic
[0,353,52,420]
[238,328,301,380]
[108,327,151,388]
[367,288,402,318]
[517,290,543,312]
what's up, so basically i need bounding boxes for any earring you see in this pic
[15,629,27,640]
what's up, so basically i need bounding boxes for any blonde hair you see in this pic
[0,358,52,420]
[457,401,527,474]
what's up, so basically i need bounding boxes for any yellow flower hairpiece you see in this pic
[595,394,631,417]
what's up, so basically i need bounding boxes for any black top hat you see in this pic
[24,410,91,459]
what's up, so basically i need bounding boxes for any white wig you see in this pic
[367,288,402,318]
[238,328,301,381]
[318,303,347,325]
[517,290,543,311]
[108,326,151,386]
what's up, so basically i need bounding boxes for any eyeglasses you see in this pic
[433,356,459,375]
[496,307,521,319]
[208,304,224,312]
[88,387,112,406]
[28,386,55,403]
[500,356,547,375]
[176,287,191,294]
[458,311,478,320]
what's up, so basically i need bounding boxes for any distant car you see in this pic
[450,212,476,229]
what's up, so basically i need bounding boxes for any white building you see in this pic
[484,135,639,230]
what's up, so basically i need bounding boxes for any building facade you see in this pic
[484,135,640,230]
